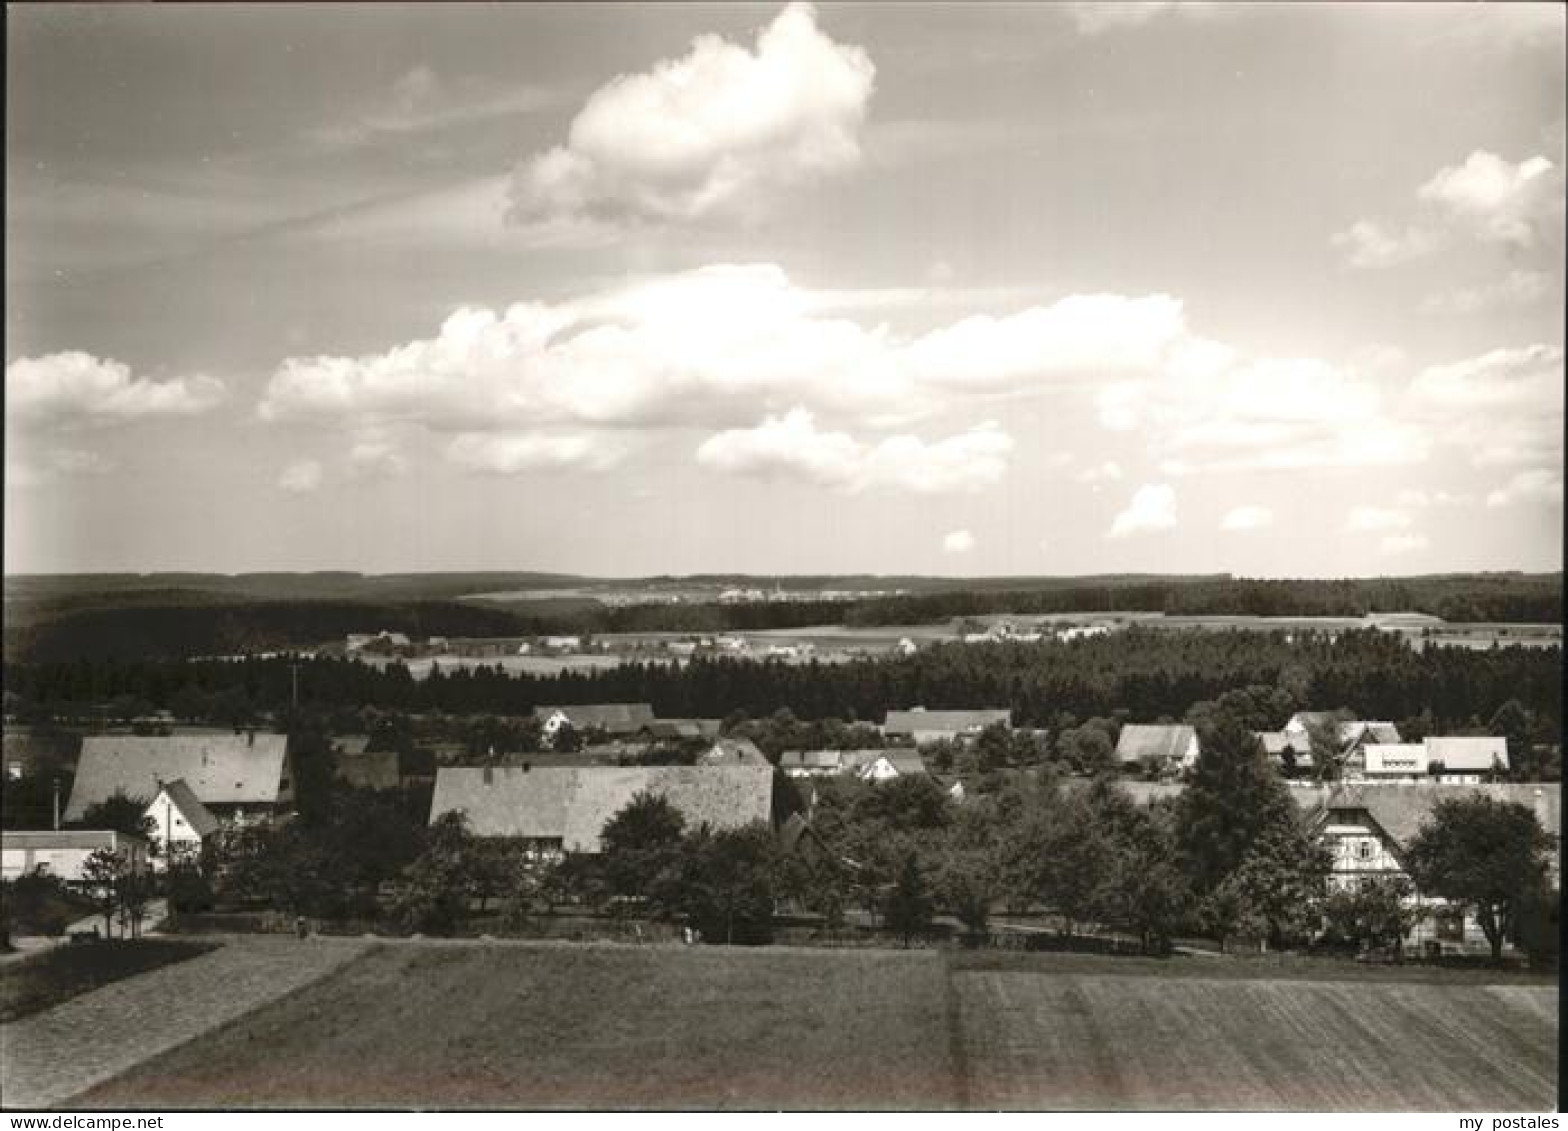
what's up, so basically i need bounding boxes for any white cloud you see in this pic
[1380,533,1430,556]
[507,3,874,226]
[695,408,1013,494]
[1395,488,1474,508]
[6,352,225,425]
[1101,355,1427,472]
[447,432,624,474]
[1486,469,1564,508]
[1108,483,1176,538]
[1075,460,1123,485]
[307,66,555,150]
[1219,505,1273,531]
[1065,2,1217,35]
[1417,150,1561,247]
[1335,150,1563,269]
[1331,220,1439,270]
[1422,268,1551,314]
[5,447,114,488]
[1345,506,1411,533]
[942,530,976,554]
[278,459,324,494]
[1405,344,1564,468]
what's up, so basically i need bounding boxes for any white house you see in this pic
[142,778,221,868]
[856,749,927,782]
[1357,743,1429,781]
[1115,724,1201,771]
[66,733,294,828]
[1424,737,1508,782]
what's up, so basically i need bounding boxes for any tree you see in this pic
[80,848,128,936]
[393,811,476,934]
[599,792,687,912]
[1406,795,1552,962]
[550,722,584,753]
[678,823,778,945]
[1178,714,1300,893]
[1321,877,1425,959]
[883,853,933,946]
[80,790,155,841]
[936,848,999,936]
[1305,709,1354,783]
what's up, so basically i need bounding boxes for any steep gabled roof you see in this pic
[151,778,221,839]
[65,734,289,820]
[1300,783,1558,847]
[429,763,774,851]
[882,709,1011,735]
[861,749,927,777]
[1114,724,1198,764]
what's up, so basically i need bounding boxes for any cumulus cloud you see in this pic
[7,351,225,425]
[1380,533,1430,556]
[1485,469,1564,508]
[506,3,874,226]
[1335,150,1563,269]
[1100,355,1427,473]
[1405,344,1564,468]
[942,530,976,554]
[695,408,1013,493]
[278,459,324,494]
[1345,506,1411,533]
[1109,483,1176,538]
[1219,505,1273,531]
[5,448,114,488]
[447,432,625,474]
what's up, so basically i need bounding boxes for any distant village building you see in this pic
[2,829,152,884]
[778,748,926,780]
[882,708,1011,747]
[1114,724,1201,771]
[427,763,775,856]
[65,733,294,828]
[696,737,769,768]
[534,704,657,741]
[329,735,403,792]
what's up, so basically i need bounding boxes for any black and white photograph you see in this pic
[2,0,1562,1114]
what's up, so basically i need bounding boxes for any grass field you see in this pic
[1,940,215,1023]
[75,944,1556,1111]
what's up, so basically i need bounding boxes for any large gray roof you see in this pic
[882,709,1011,735]
[533,704,656,734]
[1115,724,1197,764]
[65,733,289,821]
[428,763,774,851]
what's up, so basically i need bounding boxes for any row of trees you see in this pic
[9,627,1559,741]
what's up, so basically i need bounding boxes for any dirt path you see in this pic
[1,936,371,1110]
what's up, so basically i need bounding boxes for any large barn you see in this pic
[427,763,775,856]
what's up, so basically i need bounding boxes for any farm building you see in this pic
[1114,724,1200,770]
[534,703,656,740]
[64,732,294,827]
[638,719,723,742]
[2,829,152,884]
[780,749,903,778]
[427,763,775,856]
[142,778,221,867]
[856,749,927,782]
[882,708,1011,746]
[697,738,769,767]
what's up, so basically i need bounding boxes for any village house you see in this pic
[855,749,927,782]
[142,778,221,867]
[64,732,295,829]
[1114,724,1201,772]
[696,737,769,767]
[534,704,657,742]
[1344,737,1509,784]
[636,719,723,742]
[329,735,403,792]
[427,763,775,857]
[3,731,80,783]
[2,829,152,884]
[1301,782,1558,953]
[778,748,925,781]
[882,708,1012,747]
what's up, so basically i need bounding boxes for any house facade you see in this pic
[142,778,221,868]
[1115,724,1201,772]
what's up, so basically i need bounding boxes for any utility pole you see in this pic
[290,662,300,711]
[52,777,60,831]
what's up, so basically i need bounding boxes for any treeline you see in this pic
[6,628,1560,733]
[846,575,1562,624]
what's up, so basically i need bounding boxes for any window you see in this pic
[1356,841,1373,861]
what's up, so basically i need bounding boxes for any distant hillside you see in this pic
[3,571,1557,662]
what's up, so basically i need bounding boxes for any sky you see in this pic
[5,1,1564,578]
